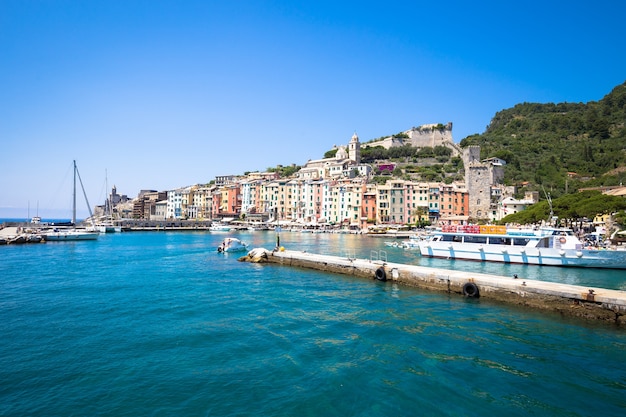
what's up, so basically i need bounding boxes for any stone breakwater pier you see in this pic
[240,248,626,326]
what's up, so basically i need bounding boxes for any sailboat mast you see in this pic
[73,160,77,225]
[105,169,111,220]
[75,161,95,225]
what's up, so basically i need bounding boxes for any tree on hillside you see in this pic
[324,149,338,159]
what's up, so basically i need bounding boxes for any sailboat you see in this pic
[29,201,41,224]
[43,161,99,241]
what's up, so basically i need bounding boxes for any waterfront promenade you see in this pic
[241,248,626,325]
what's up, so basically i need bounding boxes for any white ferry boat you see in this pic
[418,225,626,269]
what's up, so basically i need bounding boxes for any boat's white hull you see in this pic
[210,226,231,232]
[223,245,248,252]
[418,241,626,269]
[96,225,122,233]
[44,230,99,241]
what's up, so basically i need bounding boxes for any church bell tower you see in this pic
[348,132,361,164]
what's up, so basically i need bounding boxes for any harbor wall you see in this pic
[240,248,626,326]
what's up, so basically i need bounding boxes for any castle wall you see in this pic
[362,122,457,156]
[406,123,454,148]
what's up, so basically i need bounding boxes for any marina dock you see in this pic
[240,248,626,326]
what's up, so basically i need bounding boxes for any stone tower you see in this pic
[464,146,492,220]
[348,132,361,164]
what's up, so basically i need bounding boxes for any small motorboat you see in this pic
[210,223,232,232]
[217,237,248,253]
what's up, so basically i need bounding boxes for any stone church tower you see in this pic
[348,132,361,164]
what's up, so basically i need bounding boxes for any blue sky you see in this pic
[2,0,625,219]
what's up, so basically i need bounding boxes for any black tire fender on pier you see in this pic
[375,267,387,281]
[462,282,479,298]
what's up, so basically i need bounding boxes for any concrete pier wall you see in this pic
[239,248,626,326]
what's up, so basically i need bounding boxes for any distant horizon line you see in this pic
[0,207,91,220]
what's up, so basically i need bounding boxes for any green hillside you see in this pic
[460,81,626,198]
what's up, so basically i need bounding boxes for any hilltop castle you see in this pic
[362,122,459,156]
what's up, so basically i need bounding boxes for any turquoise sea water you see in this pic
[1,230,626,416]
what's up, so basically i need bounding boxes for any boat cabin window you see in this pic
[441,235,456,242]
[488,237,511,245]
[513,238,530,246]
[549,229,574,236]
[463,235,487,244]
[536,237,550,248]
